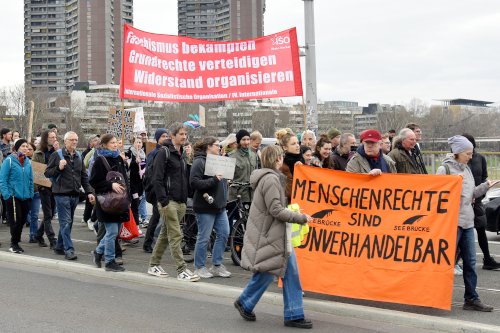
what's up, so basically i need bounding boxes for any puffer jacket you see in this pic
[436,154,489,229]
[240,168,307,277]
[0,154,34,201]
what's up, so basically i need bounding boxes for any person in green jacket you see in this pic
[228,129,257,203]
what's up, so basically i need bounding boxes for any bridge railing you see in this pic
[422,152,500,179]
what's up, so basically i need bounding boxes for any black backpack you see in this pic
[143,146,169,204]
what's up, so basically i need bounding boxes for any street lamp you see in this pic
[302,0,318,135]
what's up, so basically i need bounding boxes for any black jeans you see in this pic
[37,187,57,243]
[83,198,94,222]
[131,197,140,226]
[6,197,31,245]
[143,204,160,249]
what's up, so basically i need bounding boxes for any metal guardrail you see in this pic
[422,152,500,179]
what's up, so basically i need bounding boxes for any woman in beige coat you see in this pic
[234,145,313,329]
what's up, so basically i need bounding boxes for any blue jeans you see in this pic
[139,192,148,220]
[194,211,229,268]
[54,195,79,254]
[238,250,305,321]
[28,192,41,240]
[457,227,478,301]
[96,222,121,264]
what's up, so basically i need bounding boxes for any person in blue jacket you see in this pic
[0,139,34,253]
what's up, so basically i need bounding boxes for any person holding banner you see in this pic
[235,145,313,329]
[346,129,396,175]
[0,139,34,253]
[437,135,498,312]
[276,128,303,201]
[190,137,231,279]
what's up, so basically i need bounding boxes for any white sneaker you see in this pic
[177,268,200,282]
[138,229,145,238]
[148,265,169,277]
[454,264,463,276]
[87,220,94,231]
[210,264,231,278]
[194,267,213,279]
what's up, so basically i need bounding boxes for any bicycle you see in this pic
[180,199,215,263]
[228,182,251,266]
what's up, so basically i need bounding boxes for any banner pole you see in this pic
[121,100,125,143]
[27,100,35,142]
[302,96,307,129]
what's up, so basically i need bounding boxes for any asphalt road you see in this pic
[1,202,500,330]
[0,260,439,333]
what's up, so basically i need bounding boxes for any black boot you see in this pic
[482,257,500,270]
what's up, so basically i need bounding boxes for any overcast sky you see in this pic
[1,0,499,106]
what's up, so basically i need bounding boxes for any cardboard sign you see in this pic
[145,141,157,155]
[292,165,462,310]
[120,24,303,102]
[31,161,52,188]
[107,106,136,140]
[204,154,236,180]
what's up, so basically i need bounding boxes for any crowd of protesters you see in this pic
[0,120,499,329]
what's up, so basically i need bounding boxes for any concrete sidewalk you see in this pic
[0,251,499,333]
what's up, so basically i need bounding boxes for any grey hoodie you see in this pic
[436,153,489,229]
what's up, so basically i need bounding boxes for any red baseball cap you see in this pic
[359,129,382,143]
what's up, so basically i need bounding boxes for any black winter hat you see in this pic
[13,139,27,152]
[236,129,250,145]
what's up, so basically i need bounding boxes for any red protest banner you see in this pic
[119,24,302,102]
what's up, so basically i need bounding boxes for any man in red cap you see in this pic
[346,129,396,175]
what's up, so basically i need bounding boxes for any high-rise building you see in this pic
[178,0,265,41]
[24,0,133,97]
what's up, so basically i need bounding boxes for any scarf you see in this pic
[130,146,146,161]
[239,147,250,155]
[15,152,26,167]
[283,152,304,175]
[356,145,390,173]
[97,148,120,158]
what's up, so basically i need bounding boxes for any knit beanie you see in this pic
[236,129,250,144]
[448,135,473,154]
[154,128,168,143]
[13,138,27,152]
[327,128,341,140]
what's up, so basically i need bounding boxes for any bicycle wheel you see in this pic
[230,218,246,266]
[181,212,197,262]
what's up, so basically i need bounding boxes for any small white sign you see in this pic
[204,154,236,180]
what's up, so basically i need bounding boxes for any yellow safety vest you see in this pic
[288,203,310,247]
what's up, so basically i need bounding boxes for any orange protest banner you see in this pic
[292,165,462,310]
